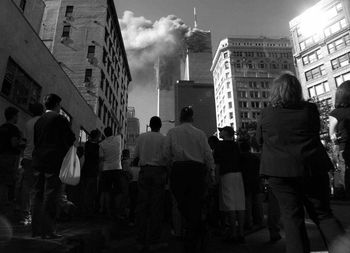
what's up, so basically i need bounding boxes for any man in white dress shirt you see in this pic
[164,106,215,253]
[134,116,167,251]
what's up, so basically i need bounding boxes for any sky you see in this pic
[114,0,320,131]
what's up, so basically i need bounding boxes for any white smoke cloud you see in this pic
[119,11,189,83]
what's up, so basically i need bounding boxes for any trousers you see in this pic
[269,174,344,253]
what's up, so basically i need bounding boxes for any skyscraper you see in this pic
[40,0,132,143]
[157,28,215,135]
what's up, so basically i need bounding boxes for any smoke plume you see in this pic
[119,11,189,87]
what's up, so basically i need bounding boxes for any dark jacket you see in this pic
[214,140,241,175]
[32,111,76,174]
[256,102,333,177]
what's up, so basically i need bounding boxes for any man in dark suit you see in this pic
[31,94,75,239]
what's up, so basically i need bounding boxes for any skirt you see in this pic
[219,172,245,211]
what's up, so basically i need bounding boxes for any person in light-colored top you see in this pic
[99,127,124,217]
[164,106,214,253]
[134,116,168,251]
[20,103,44,225]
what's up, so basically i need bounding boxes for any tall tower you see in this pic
[40,0,132,142]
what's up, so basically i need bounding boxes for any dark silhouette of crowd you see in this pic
[0,74,349,253]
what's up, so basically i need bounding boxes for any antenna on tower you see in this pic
[194,7,198,28]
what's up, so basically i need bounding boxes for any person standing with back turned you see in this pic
[257,73,344,253]
[164,106,215,253]
[134,116,167,251]
[31,94,75,239]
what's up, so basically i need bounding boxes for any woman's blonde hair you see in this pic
[270,73,304,107]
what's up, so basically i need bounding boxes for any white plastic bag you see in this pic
[59,146,80,185]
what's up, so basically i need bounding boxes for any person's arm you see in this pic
[329,116,338,143]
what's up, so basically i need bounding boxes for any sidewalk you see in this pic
[0,217,116,253]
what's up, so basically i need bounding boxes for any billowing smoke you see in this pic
[119,11,189,88]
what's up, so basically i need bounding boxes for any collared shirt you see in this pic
[23,116,41,160]
[100,135,122,171]
[163,123,215,170]
[134,131,166,166]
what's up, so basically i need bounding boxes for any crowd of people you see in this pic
[0,74,349,253]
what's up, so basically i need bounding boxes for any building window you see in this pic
[331,53,350,70]
[228,102,232,108]
[252,112,260,119]
[251,101,260,108]
[62,25,71,37]
[258,61,265,69]
[305,65,326,81]
[87,45,95,59]
[235,60,242,68]
[84,69,92,83]
[262,91,269,98]
[238,91,247,98]
[65,6,74,17]
[1,58,42,111]
[270,61,278,69]
[335,71,350,86]
[324,18,347,38]
[240,112,249,119]
[227,92,232,98]
[224,61,229,69]
[327,34,350,54]
[239,101,248,108]
[302,49,322,65]
[308,81,330,97]
[229,112,233,119]
[261,81,269,89]
[19,0,26,11]
[246,61,254,69]
[250,91,259,98]
[224,52,228,58]
[249,81,258,89]
[226,82,230,89]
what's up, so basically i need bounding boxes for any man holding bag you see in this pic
[31,94,76,239]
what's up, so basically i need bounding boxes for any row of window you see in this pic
[240,111,261,119]
[305,65,326,81]
[331,52,350,70]
[232,60,290,70]
[308,81,330,98]
[238,101,268,108]
[224,51,292,59]
[238,90,270,99]
[299,18,347,51]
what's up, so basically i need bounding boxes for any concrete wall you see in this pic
[0,0,103,138]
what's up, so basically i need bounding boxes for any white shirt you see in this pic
[164,123,215,170]
[100,135,122,171]
[134,131,166,166]
[23,116,41,160]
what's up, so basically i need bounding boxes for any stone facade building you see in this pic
[211,37,294,130]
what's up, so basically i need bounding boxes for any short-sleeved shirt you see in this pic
[214,140,241,175]
[0,123,21,155]
[134,132,166,167]
[330,107,350,151]
[100,135,122,171]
